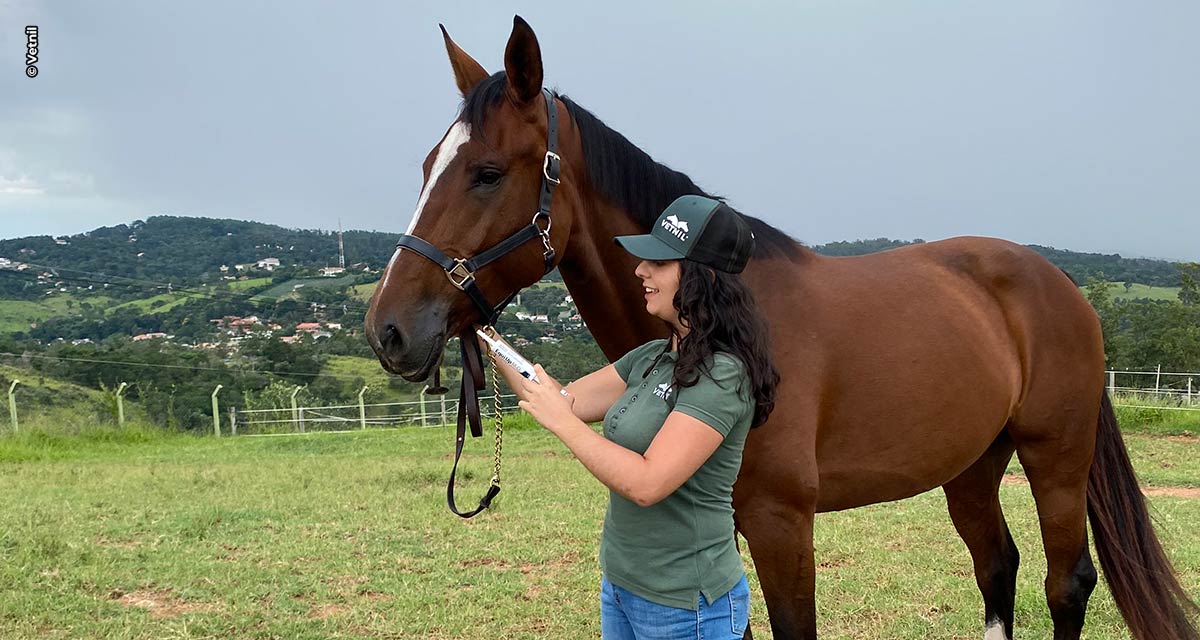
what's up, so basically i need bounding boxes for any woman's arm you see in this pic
[562,365,625,423]
[520,364,724,507]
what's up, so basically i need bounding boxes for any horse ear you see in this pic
[503,15,544,104]
[440,24,488,97]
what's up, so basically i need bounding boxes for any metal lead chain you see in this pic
[488,348,504,488]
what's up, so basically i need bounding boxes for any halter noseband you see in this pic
[392,88,562,518]
[394,88,561,327]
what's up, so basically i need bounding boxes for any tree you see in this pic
[1179,262,1200,306]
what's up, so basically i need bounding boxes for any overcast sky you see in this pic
[1,1,1197,261]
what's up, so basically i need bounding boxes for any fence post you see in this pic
[1189,378,1194,406]
[211,384,223,437]
[420,385,429,427]
[440,393,447,428]
[115,382,128,427]
[7,380,18,433]
[298,406,306,433]
[229,405,237,436]
[1108,371,1115,395]
[358,386,368,430]
[1155,364,1162,394]
[290,386,302,432]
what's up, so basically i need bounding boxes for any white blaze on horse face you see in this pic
[381,121,472,293]
[983,620,1007,640]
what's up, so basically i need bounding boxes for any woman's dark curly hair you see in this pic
[666,260,780,428]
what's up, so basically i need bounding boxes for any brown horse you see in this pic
[365,17,1198,640]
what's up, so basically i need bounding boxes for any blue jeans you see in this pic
[600,574,750,640]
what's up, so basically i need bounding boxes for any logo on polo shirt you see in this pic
[654,382,673,401]
[661,215,689,242]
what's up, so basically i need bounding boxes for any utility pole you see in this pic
[211,384,223,436]
[338,217,346,269]
[7,380,19,432]
[115,382,128,427]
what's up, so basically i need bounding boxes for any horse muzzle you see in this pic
[365,308,447,381]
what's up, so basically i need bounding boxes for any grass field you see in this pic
[0,295,113,333]
[1080,282,1183,302]
[2,414,1198,639]
[261,275,362,299]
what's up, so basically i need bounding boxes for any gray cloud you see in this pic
[0,1,1197,261]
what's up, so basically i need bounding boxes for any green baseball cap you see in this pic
[614,195,755,273]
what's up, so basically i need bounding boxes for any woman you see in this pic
[484,195,779,640]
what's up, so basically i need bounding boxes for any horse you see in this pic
[364,16,1198,640]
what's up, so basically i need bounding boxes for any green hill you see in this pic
[0,216,399,285]
[810,238,1185,286]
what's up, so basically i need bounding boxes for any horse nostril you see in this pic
[383,323,403,351]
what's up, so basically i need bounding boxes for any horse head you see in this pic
[366,17,587,380]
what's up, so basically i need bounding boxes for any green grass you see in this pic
[1,418,1197,639]
[262,275,361,298]
[111,291,209,314]
[226,277,273,292]
[0,295,111,333]
[1112,282,1182,301]
[1081,282,1182,302]
[1114,392,1200,437]
[349,280,378,303]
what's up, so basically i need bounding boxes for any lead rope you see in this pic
[488,345,504,491]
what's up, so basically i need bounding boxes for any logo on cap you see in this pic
[661,215,690,242]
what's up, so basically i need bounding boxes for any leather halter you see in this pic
[393,88,562,517]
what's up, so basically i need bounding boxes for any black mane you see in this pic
[460,73,803,260]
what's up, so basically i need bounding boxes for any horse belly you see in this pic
[808,287,1020,511]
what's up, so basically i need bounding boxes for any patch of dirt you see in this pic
[308,603,347,620]
[458,557,515,570]
[95,537,140,550]
[110,588,218,618]
[1002,474,1200,499]
[1143,486,1200,499]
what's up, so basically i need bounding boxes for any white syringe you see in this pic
[475,328,541,384]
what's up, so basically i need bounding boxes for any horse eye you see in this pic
[475,168,503,187]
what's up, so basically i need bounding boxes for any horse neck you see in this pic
[556,188,668,361]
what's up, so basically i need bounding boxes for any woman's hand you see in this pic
[516,364,577,434]
[476,328,534,397]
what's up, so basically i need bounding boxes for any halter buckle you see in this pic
[446,259,475,290]
[543,151,561,185]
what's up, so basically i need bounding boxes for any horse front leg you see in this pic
[738,498,819,640]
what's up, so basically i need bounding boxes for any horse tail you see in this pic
[1087,390,1200,640]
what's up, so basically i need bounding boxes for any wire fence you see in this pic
[1107,368,1200,411]
[231,393,519,436]
[4,363,1199,437]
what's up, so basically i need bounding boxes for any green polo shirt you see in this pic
[599,338,754,610]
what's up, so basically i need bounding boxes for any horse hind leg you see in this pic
[943,430,1021,640]
[1010,417,1099,640]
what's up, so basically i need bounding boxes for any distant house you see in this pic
[280,335,300,344]
[210,315,264,335]
[132,332,168,341]
[54,237,69,245]
[256,258,281,271]
[319,266,345,277]
[296,322,331,339]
